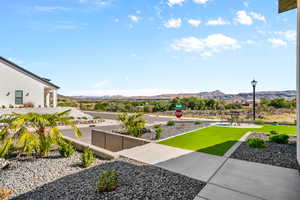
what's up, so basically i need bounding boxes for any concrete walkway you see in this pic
[119,143,300,200]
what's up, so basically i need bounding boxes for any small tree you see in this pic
[0,110,81,158]
[117,113,146,137]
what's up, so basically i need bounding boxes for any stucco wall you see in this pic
[0,61,47,107]
[92,129,150,152]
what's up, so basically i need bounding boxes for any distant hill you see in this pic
[59,90,296,103]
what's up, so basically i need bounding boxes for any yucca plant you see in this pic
[117,113,146,137]
[0,110,81,158]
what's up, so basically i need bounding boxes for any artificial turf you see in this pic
[158,125,296,156]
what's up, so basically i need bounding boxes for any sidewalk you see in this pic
[119,143,300,200]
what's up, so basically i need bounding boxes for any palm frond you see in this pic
[0,138,13,158]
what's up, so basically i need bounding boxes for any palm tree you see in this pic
[117,113,146,137]
[0,110,81,157]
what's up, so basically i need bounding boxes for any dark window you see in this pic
[15,90,23,105]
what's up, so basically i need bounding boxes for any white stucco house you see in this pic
[0,57,59,108]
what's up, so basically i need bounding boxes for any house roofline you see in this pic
[0,56,60,89]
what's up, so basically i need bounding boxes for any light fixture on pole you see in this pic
[251,79,258,121]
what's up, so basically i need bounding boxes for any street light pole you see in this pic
[251,79,258,121]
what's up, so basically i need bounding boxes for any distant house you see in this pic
[0,57,59,108]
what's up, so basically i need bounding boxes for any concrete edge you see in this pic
[223,132,253,158]
[156,124,213,143]
[62,135,119,160]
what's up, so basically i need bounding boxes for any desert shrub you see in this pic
[57,102,78,107]
[194,121,203,125]
[254,120,264,125]
[167,121,175,126]
[1,105,5,109]
[153,124,161,129]
[269,134,289,144]
[270,130,278,135]
[0,188,12,200]
[96,170,119,192]
[155,127,163,140]
[246,138,266,148]
[81,148,95,168]
[58,140,74,158]
[117,113,146,137]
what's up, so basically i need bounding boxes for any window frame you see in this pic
[15,90,23,105]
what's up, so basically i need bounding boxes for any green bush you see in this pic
[81,148,95,168]
[246,138,266,148]
[96,170,119,192]
[269,134,289,144]
[167,121,175,126]
[155,127,163,140]
[194,121,203,125]
[58,140,74,158]
[117,113,146,137]
[254,120,264,125]
[270,130,278,135]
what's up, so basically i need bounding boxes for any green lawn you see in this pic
[158,125,296,156]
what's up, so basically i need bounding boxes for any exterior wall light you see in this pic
[6,92,10,96]
[26,93,29,96]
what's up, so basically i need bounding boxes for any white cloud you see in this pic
[188,19,202,27]
[95,0,111,7]
[93,80,110,88]
[193,0,209,4]
[168,0,185,7]
[164,18,182,28]
[69,88,200,97]
[268,38,287,48]
[33,6,70,12]
[244,40,256,44]
[258,30,296,41]
[250,12,266,22]
[243,2,249,7]
[276,30,296,41]
[206,17,230,26]
[171,34,241,56]
[235,10,253,25]
[79,0,88,3]
[129,15,140,22]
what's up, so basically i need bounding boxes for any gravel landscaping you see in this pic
[112,122,209,141]
[0,151,205,200]
[230,133,299,170]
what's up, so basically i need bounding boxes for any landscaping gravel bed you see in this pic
[230,133,299,169]
[112,122,209,141]
[142,122,209,140]
[1,151,205,200]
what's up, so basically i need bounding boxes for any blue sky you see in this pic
[0,0,297,96]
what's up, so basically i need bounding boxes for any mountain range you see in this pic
[63,90,296,102]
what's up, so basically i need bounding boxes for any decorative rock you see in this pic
[1,151,205,199]
[231,133,299,169]
[0,158,9,169]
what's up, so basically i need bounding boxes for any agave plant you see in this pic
[0,110,81,158]
[117,113,146,137]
